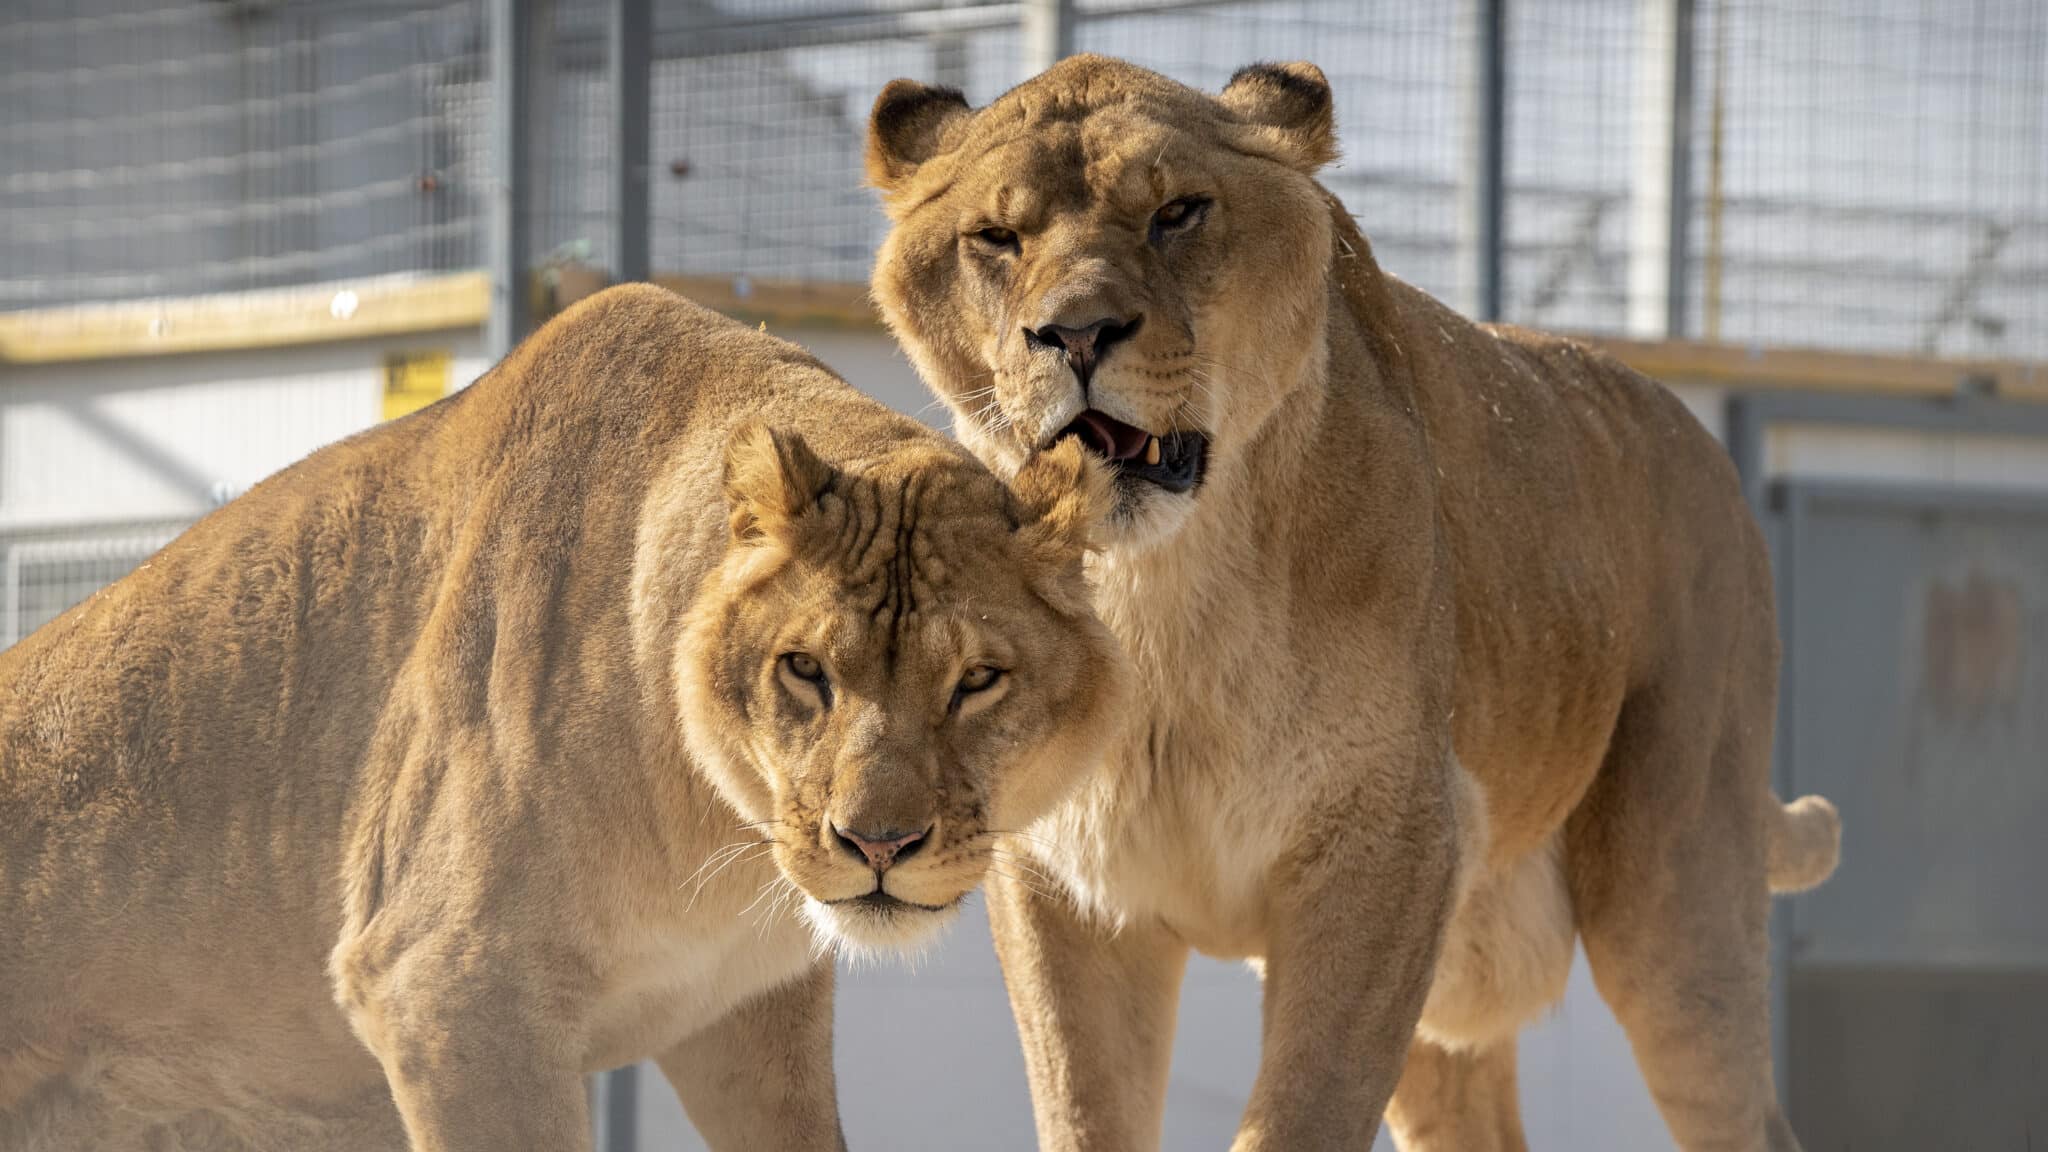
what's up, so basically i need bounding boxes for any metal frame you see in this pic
[1456,0,1506,322]
[1662,0,1694,337]
[1023,0,1075,74]
[609,0,652,285]
[486,0,536,360]
[590,1061,638,1152]
[1726,386,2048,1113]
[1628,0,1696,338]
[1726,388,2048,509]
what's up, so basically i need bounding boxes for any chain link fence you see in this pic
[3,0,2045,652]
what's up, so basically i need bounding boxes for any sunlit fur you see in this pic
[676,421,1124,960]
[869,60,1337,550]
[0,285,1124,1150]
[869,55,1842,1152]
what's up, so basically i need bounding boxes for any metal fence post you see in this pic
[1022,0,1073,77]
[1628,0,1695,339]
[591,1061,639,1152]
[1458,0,1507,322]
[609,0,652,285]
[488,0,536,359]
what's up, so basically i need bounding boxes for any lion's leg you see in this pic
[1232,776,1460,1152]
[656,960,845,1152]
[985,871,1188,1152]
[1567,684,1801,1152]
[1386,829,1569,1151]
[1384,1038,1527,1152]
[343,929,593,1152]
[365,994,592,1152]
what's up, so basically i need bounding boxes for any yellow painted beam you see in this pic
[647,274,879,330]
[0,271,490,365]
[1579,333,2044,402]
[8,265,2043,407]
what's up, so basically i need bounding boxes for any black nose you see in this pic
[1025,315,1142,390]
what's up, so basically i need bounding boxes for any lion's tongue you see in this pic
[1073,410,1151,462]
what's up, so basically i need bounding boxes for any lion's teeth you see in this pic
[1144,436,1162,466]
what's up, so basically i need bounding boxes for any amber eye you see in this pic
[950,664,1006,713]
[774,651,831,705]
[972,225,1018,250]
[1150,196,1208,242]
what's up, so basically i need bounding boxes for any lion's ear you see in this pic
[1219,61,1337,173]
[1009,438,1111,564]
[723,422,834,545]
[866,79,972,193]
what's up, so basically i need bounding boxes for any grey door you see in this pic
[1776,482,2048,1149]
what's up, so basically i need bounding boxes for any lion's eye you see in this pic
[778,652,831,707]
[950,665,1007,713]
[1150,197,1209,242]
[970,225,1019,251]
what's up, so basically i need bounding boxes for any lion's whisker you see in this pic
[682,842,773,913]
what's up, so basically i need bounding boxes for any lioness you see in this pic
[867,56,1841,1151]
[0,284,1123,1151]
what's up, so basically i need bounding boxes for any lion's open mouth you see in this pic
[1058,410,1209,494]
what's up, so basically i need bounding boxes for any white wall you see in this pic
[0,332,489,531]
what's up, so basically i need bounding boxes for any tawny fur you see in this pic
[0,285,1125,1151]
[866,55,1841,1152]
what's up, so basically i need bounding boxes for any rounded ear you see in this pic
[723,422,834,544]
[1009,438,1112,563]
[1219,61,1337,172]
[866,79,973,194]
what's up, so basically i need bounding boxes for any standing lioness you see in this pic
[0,285,1123,1151]
[867,56,1840,1151]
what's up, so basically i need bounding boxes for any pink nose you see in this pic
[832,824,929,871]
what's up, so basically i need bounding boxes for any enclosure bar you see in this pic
[609,0,652,285]
[1458,0,1507,322]
[592,1060,639,1152]
[1628,0,1695,338]
[487,0,534,359]
[1022,0,1074,76]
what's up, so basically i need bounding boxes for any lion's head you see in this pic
[867,54,1338,546]
[677,427,1122,953]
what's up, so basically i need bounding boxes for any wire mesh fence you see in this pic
[1692,0,2048,361]
[0,520,192,647]
[2,0,2043,354]
[0,0,487,311]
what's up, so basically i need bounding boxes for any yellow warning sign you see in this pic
[382,350,451,420]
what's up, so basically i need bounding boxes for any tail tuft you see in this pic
[1767,793,1841,894]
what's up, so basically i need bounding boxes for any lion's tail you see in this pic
[1766,792,1841,894]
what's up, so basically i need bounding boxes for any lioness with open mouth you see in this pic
[0,284,1123,1151]
[868,56,1840,1151]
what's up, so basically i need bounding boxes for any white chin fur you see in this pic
[1103,484,1198,551]
[801,896,958,966]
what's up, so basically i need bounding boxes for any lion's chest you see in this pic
[1031,666,1329,960]
[582,902,816,1071]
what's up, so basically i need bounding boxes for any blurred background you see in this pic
[3,0,2043,1149]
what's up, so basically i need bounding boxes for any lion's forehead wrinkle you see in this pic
[803,470,1017,661]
